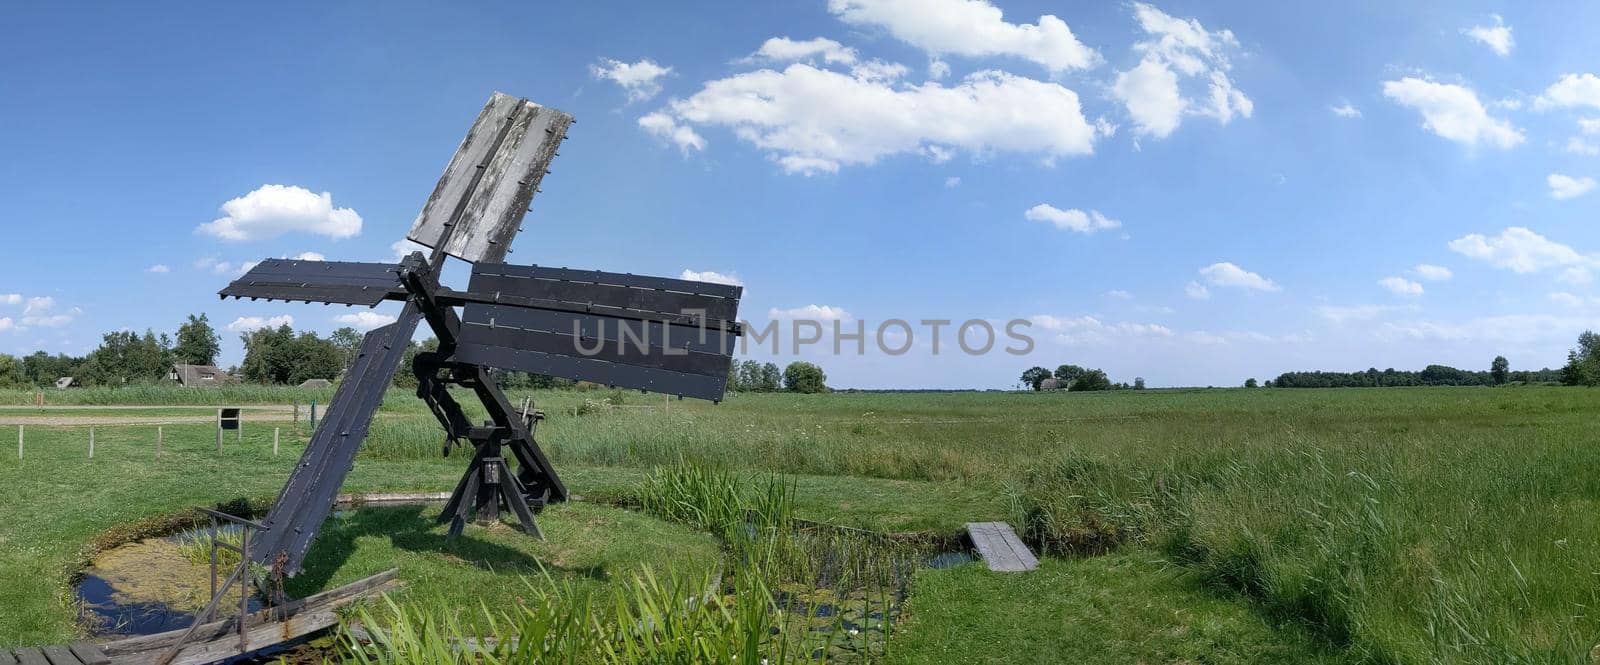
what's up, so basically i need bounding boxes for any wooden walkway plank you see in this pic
[965,522,1039,572]
[0,649,19,665]
[67,644,108,665]
[40,646,80,665]
[13,649,49,665]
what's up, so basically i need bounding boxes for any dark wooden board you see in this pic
[966,522,1039,573]
[67,643,107,665]
[12,649,48,665]
[476,263,742,300]
[0,649,19,665]
[39,646,79,665]
[452,341,730,401]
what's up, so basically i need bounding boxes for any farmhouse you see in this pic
[169,363,235,387]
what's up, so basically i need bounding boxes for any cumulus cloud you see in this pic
[1534,73,1600,111]
[1381,77,1523,149]
[679,269,744,286]
[1448,227,1597,277]
[826,0,1099,72]
[1413,264,1452,281]
[1029,314,1173,344]
[292,251,327,261]
[146,264,170,274]
[944,176,961,188]
[1112,2,1251,139]
[227,315,293,333]
[1185,281,1210,300]
[591,58,674,102]
[1549,173,1596,200]
[390,239,428,262]
[1330,101,1361,118]
[0,317,11,333]
[1198,262,1279,292]
[194,257,241,275]
[20,297,79,328]
[769,304,851,321]
[638,112,707,154]
[0,294,21,305]
[1024,205,1121,234]
[747,37,857,65]
[196,185,362,242]
[1378,276,1424,297]
[1462,15,1513,56]
[334,311,397,331]
[651,64,1096,174]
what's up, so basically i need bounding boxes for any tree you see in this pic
[1562,331,1600,386]
[782,362,828,393]
[1490,355,1509,385]
[759,362,782,392]
[1053,364,1086,389]
[1244,378,1258,388]
[22,351,82,386]
[1069,369,1113,392]
[329,327,363,369]
[80,330,172,385]
[172,314,221,366]
[1133,377,1146,390]
[1021,366,1052,391]
[0,354,25,388]
[239,324,342,385]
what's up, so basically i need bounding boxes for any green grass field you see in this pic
[0,385,1594,662]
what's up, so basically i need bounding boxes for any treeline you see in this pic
[1019,364,1144,392]
[0,314,227,387]
[726,359,828,394]
[1271,365,1561,388]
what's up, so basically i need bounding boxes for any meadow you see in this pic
[0,384,1595,662]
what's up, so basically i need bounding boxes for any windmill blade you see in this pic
[250,309,422,575]
[220,259,408,307]
[406,92,572,265]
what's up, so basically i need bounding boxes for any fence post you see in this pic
[310,401,317,428]
[16,425,22,460]
[293,403,300,426]
[273,427,280,456]
[216,427,223,455]
[89,427,95,459]
[156,426,163,458]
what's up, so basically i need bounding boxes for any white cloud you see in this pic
[826,0,1099,72]
[1029,314,1173,344]
[145,264,170,274]
[1413,264,1452,281]
[1316,304,1405,324]
[1448,227,1596,275]
[591,58,673,102]
[1185,281,1210,300]
[1548,173,1596,200]
[390,239,428,262]
[655,64,1096,174]
[638,112,707,154]
[1330,101,1362,118]
[1106,289,1133,300]
[769,304,851,321]
[928,59,951,80]
[1566,138,1600,156]
[1549,292,1587,308]
[1024,205,1121,234]
[0,318,11,333]
[227,315,293,333]
[1378,276,1424,297]
[0,294,21,305]
[943,176,961,188]
[1381,77,1523,149]
[1559,266,1594,286]
[20,297,79,328]
[334,311,397,331]
[748,37,857,65]
[1462,15,1514,57]
[237,261,258,275]
[292,251,326,261]
[1198,262,1280,292]
[1377,313,1600,345]
[1534,73,1600,111]
[1112,3,1251,138]
[679,269,744,287]
[196,184,362,242]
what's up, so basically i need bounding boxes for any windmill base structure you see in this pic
[220,92,744,578]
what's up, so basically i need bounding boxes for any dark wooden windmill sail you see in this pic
[221,92,743,576]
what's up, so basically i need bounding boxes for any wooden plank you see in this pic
[966,522,1038,572]
[39,646,80,665]
[67,643,109,665]
[12,649,48,665]
[0,649,19,665]
[101,569,400,661]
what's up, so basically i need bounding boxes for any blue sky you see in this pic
[3,1,1600,388]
